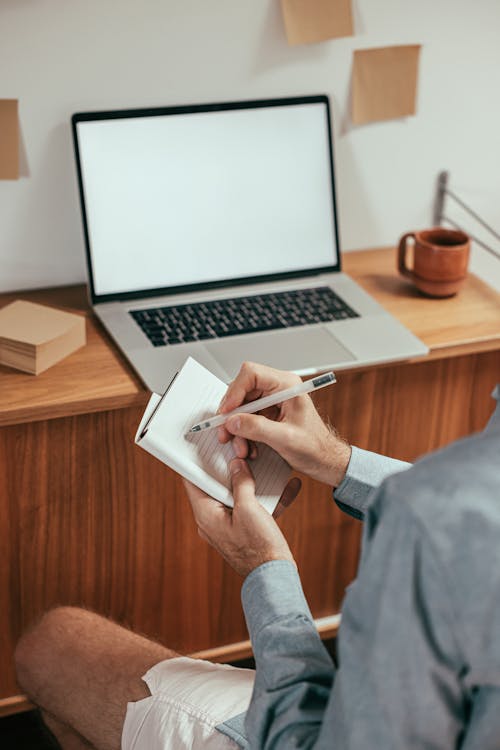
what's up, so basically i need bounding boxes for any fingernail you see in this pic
[218,395,227,410]
[231,437,243,458]
[230,459,244,475]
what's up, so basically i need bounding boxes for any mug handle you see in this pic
[398,233,416,280]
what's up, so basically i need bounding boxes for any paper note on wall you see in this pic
[351,45,421,125]
[281,0,353,45]
[0,99,19,179]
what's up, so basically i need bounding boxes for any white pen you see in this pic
[188,371,336,433]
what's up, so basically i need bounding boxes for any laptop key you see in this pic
[131,286,359,346]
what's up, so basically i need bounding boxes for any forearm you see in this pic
[242,561,335,749]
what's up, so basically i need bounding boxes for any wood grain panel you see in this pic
[1,348,498,702]
[1,407,247,701]
[1,257,498,708]
[0,404,12,703]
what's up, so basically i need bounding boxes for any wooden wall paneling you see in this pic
[1,349,498,703]
[0,426,15,702]
[1,408,249,700]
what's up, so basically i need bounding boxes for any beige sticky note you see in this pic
[281,0,354,45]
[352,45,421,125]
[0,99,19,179]
[0,300,86,374]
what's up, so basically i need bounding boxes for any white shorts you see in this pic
[122,656,254,750]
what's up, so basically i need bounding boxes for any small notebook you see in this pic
[135,357,291,514]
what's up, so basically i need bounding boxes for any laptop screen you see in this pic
[72,96,340,303]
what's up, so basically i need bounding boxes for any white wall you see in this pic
[1,0,500,292]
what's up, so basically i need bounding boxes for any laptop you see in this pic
[72,94,428,394]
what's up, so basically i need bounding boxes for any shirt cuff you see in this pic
[334,446,411,519]
[241,560,313,642]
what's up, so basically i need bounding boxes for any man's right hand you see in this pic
[218,362,352,488]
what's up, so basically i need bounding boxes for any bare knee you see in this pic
[15,606,96,700]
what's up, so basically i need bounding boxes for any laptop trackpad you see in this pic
[204,326,355,378]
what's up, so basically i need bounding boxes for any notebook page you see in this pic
[136,357,290,513]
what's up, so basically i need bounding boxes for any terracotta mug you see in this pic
[398,227,470,297]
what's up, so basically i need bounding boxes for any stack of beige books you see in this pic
[0,300,86,374]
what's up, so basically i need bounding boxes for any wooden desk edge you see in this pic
[2,341,499,430]
[0,695,34,718]
[1,248,498,428]
[0,392,149,429]
[0,340,492,429]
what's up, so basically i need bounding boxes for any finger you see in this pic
[272,477,302,519]
[217,382,262,445]
[225,412,294,454]
[218,404,280,445]
[232,435,250,459]
[183,479,226,524]
[234,438,258,460]
[248,440,258,460]
[229,458,256,510]
[183,478,208,505]
[218,424,232,444]
[220,362,300,414]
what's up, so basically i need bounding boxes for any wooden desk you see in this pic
[1,248,499,715]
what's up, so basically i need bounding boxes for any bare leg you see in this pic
[42,710,95,749]
[15,607,179,750]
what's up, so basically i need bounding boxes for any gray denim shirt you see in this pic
[218,387,500,748]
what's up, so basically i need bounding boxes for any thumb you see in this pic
[226,413,291,454]
[229,458,256,510]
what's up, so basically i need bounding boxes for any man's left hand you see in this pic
[184,459,301,578]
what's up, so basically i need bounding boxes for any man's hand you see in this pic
[184,459,301,578]
[218,362,351,488]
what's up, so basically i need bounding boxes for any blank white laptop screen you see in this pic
[75,100,338,298]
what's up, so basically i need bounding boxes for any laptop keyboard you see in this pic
[130,286,359,347]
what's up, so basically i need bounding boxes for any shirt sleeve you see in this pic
[241,560,335,749]
[333,446,410,520]
[241,477,467,749]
